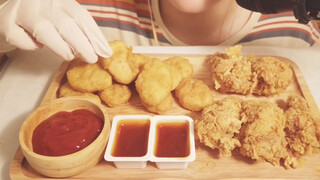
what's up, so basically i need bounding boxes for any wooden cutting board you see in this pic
[10,53,320,179]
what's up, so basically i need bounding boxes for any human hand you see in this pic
[0,0,112,63]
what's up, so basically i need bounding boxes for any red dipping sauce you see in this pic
[32,109,103,156]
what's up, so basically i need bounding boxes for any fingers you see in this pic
[31,19,75,61]
[50,10,98,63]
[3,24,40,51]
[1,0,111,62]
[0,0,39,50]
[62,0,113,58]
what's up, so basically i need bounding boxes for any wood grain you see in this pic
[10,54,320,180]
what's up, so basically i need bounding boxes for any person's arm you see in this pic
[0,0,113,63]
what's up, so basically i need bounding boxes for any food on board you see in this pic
[99,83,131,107]
[210,45,293,96]
[175,78,214,111]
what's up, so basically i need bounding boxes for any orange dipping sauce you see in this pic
[111,120,150,157]
[32,109,103,156]
[155,121,190,157]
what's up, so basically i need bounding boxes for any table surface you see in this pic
[1,46,319,180]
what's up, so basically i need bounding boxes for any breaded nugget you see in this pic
[58,82,101,104]
[135,59,173,107]
[99,83,131,107]
[141,93,173,114]
[100,40,139,84]
[196,97,243,156]
[175,78,214,111]
[166,64,183,91]
[164,56,193,78]
[131,53,150,70]
[239,100,288,166]
[67,59,112,93]
[284,95,320,163]
[210,45,257,95]
[164,56,194,90]
[251,56,293,96]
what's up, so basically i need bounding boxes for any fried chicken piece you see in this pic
[131,53,150,70]
[210,45,257,95]
[135,59,173,108]
[284,95,320,165]
[67,59,112,93]
[141,93,173,114]
[251,56,293,96]
[164,56,193,78]
[239,100,288,166]
[99,40,139,84]
[58,82,101,104]
[99,83,131,107]
[175,78,214,111]
[195,97,243,156]
[164,56,194,90]
[164,63,183,91]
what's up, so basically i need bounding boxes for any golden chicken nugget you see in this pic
[196,96,243,156]
[175,78,214,111]
[135,59,173,107]
[67,59,112,93]
[58,82,101,104]
[100,40,139,84]
[99,83,131,107]
[142,93,173,114]
[131,53,150,70]
[164,56,194,79]
[166,64,183,90]
[251,56,293,96]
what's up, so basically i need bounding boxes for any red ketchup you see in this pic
[32,109,103,156]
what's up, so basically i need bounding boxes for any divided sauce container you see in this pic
[104,115,196,169]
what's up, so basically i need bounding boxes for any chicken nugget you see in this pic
[131,53,150,70]
[58,82,101,104]
[99,83,131,107]
[175,78,214,111]
[135,59,173,107]
[164,56,193,78]
[251,56,293,96]
[196,97,243,156]
[141,93,173,114]
[210,45,257,95]
[166,64,183,90]
[100,40,139,84]
[67,59,112,93]
[239,100,288,166]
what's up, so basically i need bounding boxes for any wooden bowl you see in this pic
[19,97,110,178]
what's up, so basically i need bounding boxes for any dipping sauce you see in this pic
[112,120,150,157]
[32,109,103,156]
[155,121,190,157]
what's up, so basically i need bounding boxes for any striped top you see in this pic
[76,0,320,47]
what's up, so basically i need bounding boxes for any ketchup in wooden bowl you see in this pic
[32,109,103,156]
[19,97,110,178]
